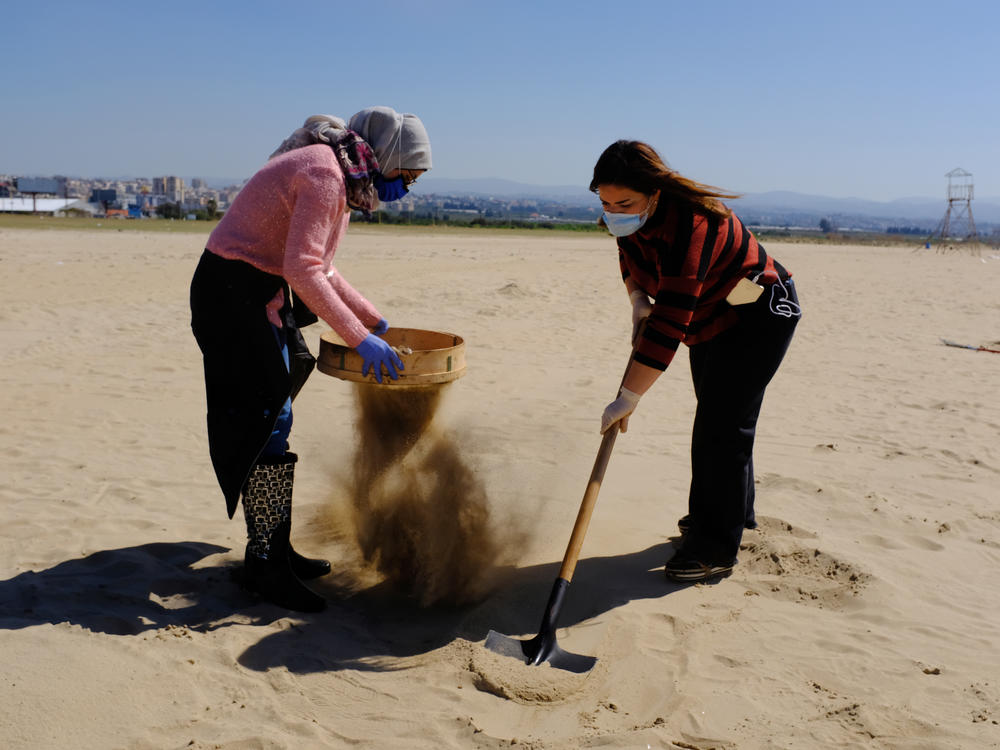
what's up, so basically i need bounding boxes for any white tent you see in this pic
[0,197,92,215]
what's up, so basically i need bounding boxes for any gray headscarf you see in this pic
[269,114,382,213]
[269,115,348,159]
[348,106,432,174]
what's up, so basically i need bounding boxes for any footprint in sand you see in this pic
[737,516,871,608]
[966,682,999,725]
[496,282,528,297]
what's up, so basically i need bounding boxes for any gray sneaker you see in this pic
[664,551,735,582]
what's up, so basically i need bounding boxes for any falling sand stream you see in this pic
[332,383,524,606]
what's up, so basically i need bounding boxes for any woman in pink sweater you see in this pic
[190,107,432,612]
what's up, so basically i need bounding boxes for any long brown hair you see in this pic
[589,140,738,220]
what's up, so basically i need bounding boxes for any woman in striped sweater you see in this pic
[592,140,801,583]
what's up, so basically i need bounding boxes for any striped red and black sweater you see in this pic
[619,200,790,371]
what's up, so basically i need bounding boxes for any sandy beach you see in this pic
[1,223,998,749]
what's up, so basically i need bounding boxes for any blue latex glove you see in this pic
[372,318,389,335]
[355,333,403,384]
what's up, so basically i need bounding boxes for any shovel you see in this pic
[485,424,620,673]
[485,340,641,673]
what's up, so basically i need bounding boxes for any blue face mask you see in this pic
[603,211,648,237]
[373,173,408,202]
[602,197,654,237]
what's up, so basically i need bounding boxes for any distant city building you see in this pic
[153,175,185,203]
[90,188,118,207]
[191,178,206,189]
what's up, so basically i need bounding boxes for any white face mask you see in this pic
[602,197,654,237]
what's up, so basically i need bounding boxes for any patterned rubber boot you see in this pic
[289,545,331,580]
[241,452,326,613]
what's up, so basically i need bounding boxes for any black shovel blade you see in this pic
[483,578,597,674]
[484,629,597,674]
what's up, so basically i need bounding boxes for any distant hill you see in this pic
[417,176,592,201]
[189,177,246,189]
[729,191,1000,225]
[416,178,1000,228]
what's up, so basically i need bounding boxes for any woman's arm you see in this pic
[282,165,371,346]
[326,264,381,329]
[621,359,661,396]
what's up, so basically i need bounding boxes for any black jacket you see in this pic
[190,250,316,517]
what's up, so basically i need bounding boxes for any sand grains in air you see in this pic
[330,383,525,606]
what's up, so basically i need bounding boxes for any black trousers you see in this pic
[190,250,315,518]
[683,278,801,562]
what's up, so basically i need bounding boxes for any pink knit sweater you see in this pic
[206,144,380,347]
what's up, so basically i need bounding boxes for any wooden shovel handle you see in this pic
[557,319,646,582]
[557,425,620,582]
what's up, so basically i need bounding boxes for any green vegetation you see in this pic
[754,229,931,247]
[154,200,219,220]
[0,212,604,235]
[0,214,219,233]
[3,212,990,247]
[365,211,604,232]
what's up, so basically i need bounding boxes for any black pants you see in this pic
[683,278,801,562]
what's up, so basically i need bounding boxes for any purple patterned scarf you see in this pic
[327,129,379,214]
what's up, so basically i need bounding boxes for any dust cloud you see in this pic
[339,383,524,606]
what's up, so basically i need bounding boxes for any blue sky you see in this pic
[3,0,998,200]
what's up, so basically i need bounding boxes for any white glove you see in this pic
[629,290,653,343]
[601,387,641,434]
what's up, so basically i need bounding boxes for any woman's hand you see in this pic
[372,318,389,335]
[600,387,641,434]
[355,333,404,383]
